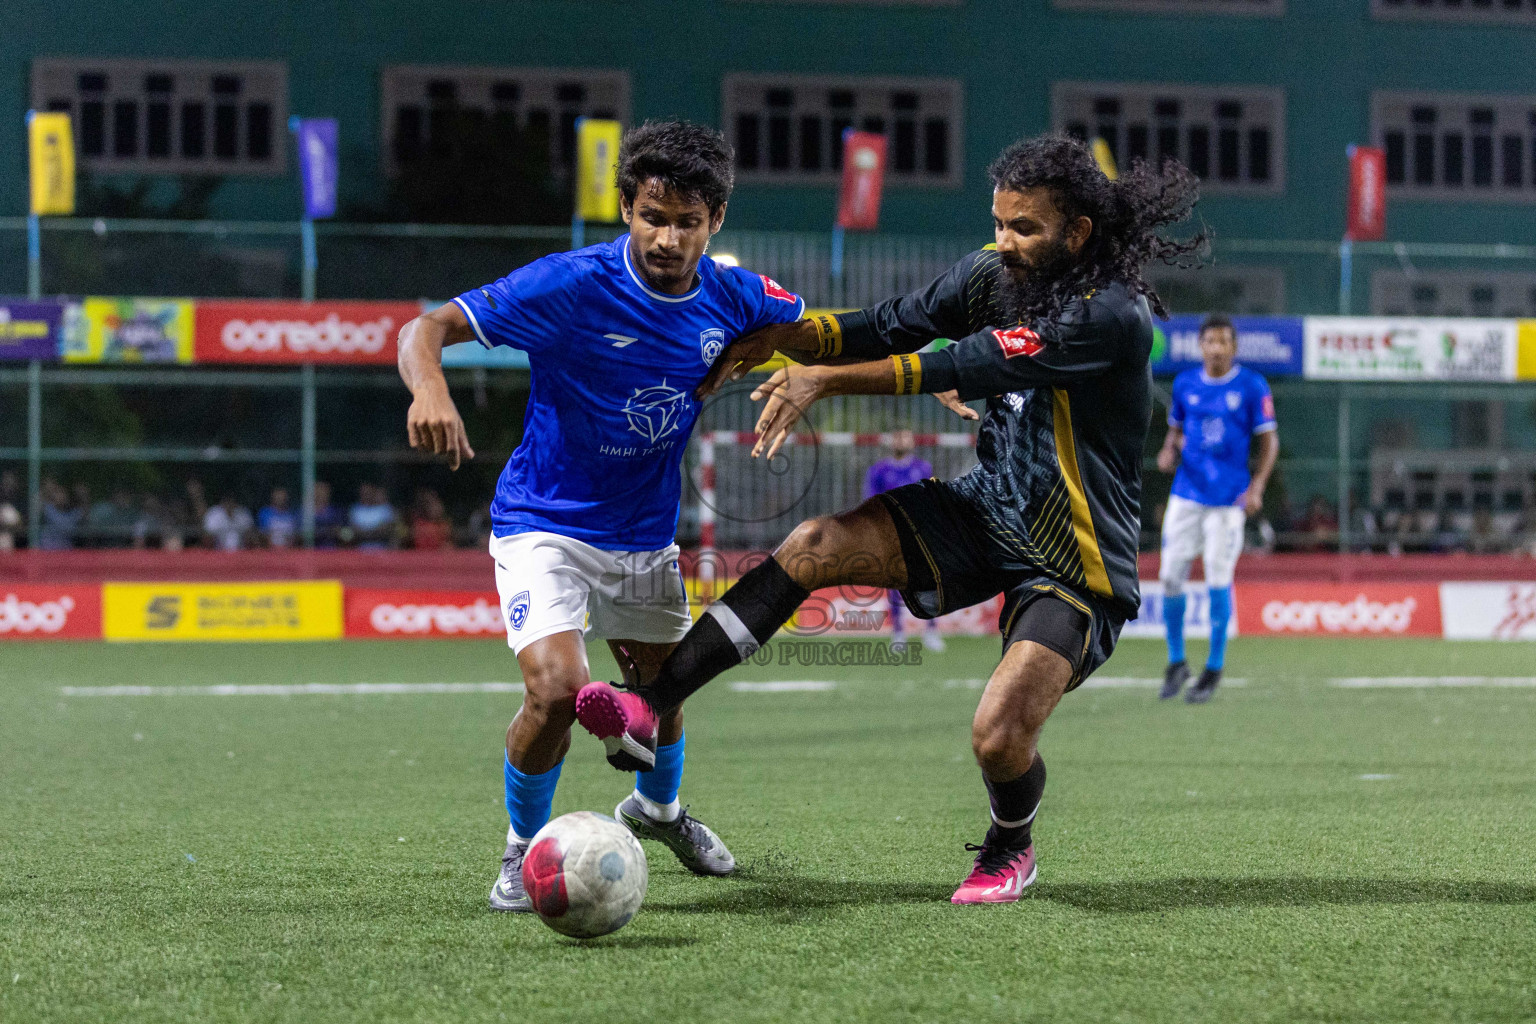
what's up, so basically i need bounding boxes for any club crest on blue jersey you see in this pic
[622,380,691,444]
[1226,390,1241,410]
[699,328,725,365]
[508,591,530,631]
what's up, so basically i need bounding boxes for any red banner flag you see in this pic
[1346,145,1387,242]
[836,132,887,231]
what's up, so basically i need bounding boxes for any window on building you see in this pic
[1146,265,1285,315]
[31,59,287,175]
[1375,92,1536,200]
[723,75,962,187]
[1373,0,1536,24]
[1052,82,1284,194]
[1372,270,1536,317]
[1054,0,1282,14]
[381,66,629,176]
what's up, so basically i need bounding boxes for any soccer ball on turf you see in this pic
[522,811,648,938]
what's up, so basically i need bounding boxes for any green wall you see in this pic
[6,1,1536,243]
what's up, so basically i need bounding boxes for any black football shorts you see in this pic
[876,478,1124,691]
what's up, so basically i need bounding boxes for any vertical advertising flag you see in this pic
[576,119,623,223]
[28,111,76,216]
[836,131,887,231]
[1091,137,1119,180]
[294,118,339,219]
[1346,145,1386,242]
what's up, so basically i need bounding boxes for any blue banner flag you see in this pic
[292,118,339,219]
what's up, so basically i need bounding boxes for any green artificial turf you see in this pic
[2,635,1534,1023]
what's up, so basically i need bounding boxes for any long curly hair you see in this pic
[987,133,1207,322]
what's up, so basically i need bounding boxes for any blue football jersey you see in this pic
[453,236,805,550]
[1168,365,1277,507]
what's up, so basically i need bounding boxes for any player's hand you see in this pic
[933,390,979,421]
[1156,447,1178,474]
[750,366,824,460]
[1242,488,1264,517]
[697,328,783,398]
[698,321,821,398]
[407,384,475,470]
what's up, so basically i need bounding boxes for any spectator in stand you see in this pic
[409,489,453,550]
[203,494,255,551]
[310,480,343,549]
[38,478,81,550]
[86,488,139,549]
[259,487,299,549]
[1299,496,1339,552]
[1468,506,1505,554]
[349,483,400,550]
[133,494,185,551]
[465,506,493,549]
[0,470,22,551]
[69,483,94,547]
[185,478,209,525]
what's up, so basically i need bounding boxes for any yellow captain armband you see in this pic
[808,312,842,359]
[892,353,922,396]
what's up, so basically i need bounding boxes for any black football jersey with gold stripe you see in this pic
[830,249,1154,618]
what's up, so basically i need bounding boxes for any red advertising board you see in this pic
[0,585,102,640]
[194,300,421,365]
[1346,145,1387,242]
[836,132,887,232]
[1235,583,1440,637]
[346,588,505,639]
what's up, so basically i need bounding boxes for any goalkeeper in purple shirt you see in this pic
[863,429,944,652]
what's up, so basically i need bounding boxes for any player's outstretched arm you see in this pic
[398,304,477,471]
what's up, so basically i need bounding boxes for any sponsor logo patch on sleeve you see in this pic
[760,275,797,303]
[1262,394,1275,419]
[993,326,1043,358]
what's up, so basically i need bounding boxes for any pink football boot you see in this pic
[574,681,659,771]
[950,840,1037,904]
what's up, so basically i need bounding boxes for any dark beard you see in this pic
[996,236,1080,325]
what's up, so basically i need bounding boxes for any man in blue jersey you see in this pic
[1155,314,1279,703]
[396,121,805,912]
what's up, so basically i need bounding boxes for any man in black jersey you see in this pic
[575,133,1204,903]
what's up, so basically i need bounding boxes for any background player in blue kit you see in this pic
[395,121,805,912]
[1155,314,1279,704]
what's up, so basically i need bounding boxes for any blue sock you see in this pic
[1164,593,1187,665]
[636,734,685,809]
[505,755,563,841]
[1207,586,1232,671]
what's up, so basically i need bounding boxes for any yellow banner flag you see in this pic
[28,111,76,216]
[1091,137,1118,181]
[576,118,623,223]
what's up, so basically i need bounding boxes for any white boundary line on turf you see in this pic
[728,681,837,692]
[1330,677,1536,688]
[59,682,526,697]
[943,677,1248,689]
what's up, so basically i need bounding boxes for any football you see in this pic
[522,811,648,938]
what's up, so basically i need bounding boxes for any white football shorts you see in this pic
[1159,494,1245,594]
[490,531,694,655]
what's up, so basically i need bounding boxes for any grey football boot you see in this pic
[488,838,533,912]
[615,794,735,876]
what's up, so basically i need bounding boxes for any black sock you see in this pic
[983,754,1045,848]
[642,557,810,714]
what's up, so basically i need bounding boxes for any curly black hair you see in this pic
[617,120,735,213]
[988,132,1207,322]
